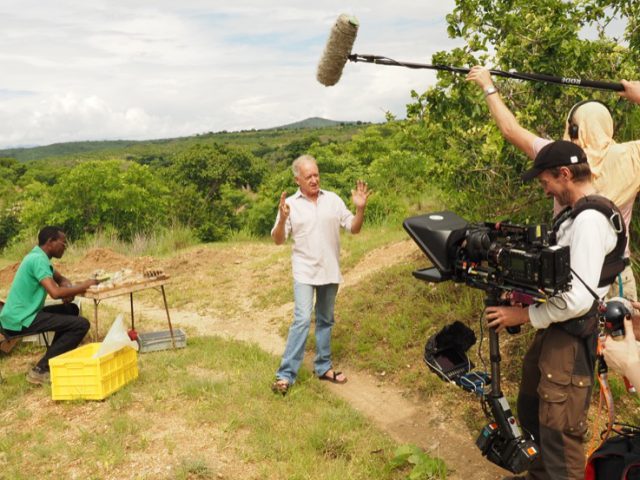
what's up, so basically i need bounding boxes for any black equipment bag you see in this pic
[585,426,640,479]
[423,321,477,382]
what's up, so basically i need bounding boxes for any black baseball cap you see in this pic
[521,140,588,182]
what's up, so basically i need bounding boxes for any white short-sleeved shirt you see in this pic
[271,189,354,285]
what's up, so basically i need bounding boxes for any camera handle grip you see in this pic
[486,291,521,335]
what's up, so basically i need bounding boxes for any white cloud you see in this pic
[0,92,189,146]
[0,0,461,148]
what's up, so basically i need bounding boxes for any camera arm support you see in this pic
[476,290,539,473]
[485,292,525,443]
[485,291,505,401]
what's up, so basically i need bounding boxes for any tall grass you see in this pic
[331,261,487,396]
[1,224,200,262]
[1,229,38,262]
[71,224,199,258]
[225,226,262,243]
[0,336,446,479]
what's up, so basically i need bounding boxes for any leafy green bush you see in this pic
[168,143,265,241]
[400,0,640,222]
[19,160,169,241]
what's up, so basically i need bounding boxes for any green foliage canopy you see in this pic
[400,0,640,222]
[19,160,169,241]
[2,3,640,248]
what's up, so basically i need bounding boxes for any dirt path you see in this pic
[100,239,504,480]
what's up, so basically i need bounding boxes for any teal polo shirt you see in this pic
[0,246,53,331]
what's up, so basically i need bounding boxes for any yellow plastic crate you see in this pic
[49,343,138,400]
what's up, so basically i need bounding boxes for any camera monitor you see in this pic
[403,211,468,282]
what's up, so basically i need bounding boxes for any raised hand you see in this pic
[620,80,640,105]
[604,318,640,376]
[278,191,290,220]
[466,65,494,90]
[351,180,371,210]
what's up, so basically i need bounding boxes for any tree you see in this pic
[19,160,169,240]
[403,0,640,222]
[169,143,265,241]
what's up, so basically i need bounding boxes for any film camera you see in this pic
[403,211,573,474]
[402,211,571,299]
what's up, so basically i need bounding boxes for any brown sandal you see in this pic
[271,379,290,396]
[318,370,347,384]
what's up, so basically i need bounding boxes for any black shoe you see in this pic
[26,366,50,385]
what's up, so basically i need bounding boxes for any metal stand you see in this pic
[159,285,176,348]
[82,277,175,347]
[484,291,515,436]
[476,290,539,474]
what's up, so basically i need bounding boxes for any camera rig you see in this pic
[403,211,573,474]
[403,211,571,301]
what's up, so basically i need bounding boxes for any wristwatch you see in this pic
[484,86,498,97]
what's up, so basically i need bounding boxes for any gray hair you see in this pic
[291,155,317,178]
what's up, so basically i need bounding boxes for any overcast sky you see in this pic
[0,1,461,148]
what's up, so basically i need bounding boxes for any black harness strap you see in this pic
[551,195,627,288]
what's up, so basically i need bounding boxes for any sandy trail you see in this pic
[98,239,504,480]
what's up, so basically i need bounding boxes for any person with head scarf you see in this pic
[467,66,640,301]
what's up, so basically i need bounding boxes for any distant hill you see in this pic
[0,139,159,163]
[0,119,368,163]
[271,117,364,130]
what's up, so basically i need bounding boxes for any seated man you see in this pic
[0,226,99,384]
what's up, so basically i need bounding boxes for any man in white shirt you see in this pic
[270,155,370,395]
[485,141,623,480]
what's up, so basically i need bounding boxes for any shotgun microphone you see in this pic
[317,14,623,92]
[316,14,359,87]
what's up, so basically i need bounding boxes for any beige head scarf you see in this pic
[563,101,640,206]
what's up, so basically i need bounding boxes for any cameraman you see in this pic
[467,66,640,301]
[485,141,623,480]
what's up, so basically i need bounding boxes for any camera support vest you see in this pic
[551,195,627,288]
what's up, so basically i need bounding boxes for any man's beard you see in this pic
[557,190,572,206]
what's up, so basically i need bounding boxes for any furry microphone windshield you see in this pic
[316,14,359,87]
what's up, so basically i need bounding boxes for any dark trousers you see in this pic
[4,303,90,371]
[517,325,597,480]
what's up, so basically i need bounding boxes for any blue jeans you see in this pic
[276,281,339,384]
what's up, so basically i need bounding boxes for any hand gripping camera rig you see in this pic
[404,211,573,474]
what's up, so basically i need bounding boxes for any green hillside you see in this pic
[0,119,377,250]
[0,118,366,163]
